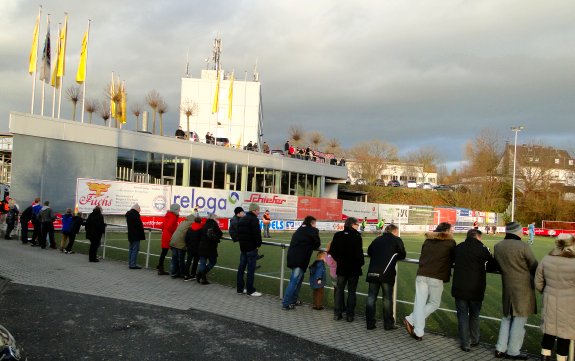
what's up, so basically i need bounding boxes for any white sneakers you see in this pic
[248,291,262,297]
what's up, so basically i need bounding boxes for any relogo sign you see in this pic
[171,186,243,218]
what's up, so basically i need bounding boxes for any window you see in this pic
[214,162,226,189]
[133,151,149,183]
[226,163,238,190]
[162,155,176,185]
[570,160,574,166]
[534,158,539,162]
[117,149,133,181]
[529,157,533,162]
[555,159,560,165]
[247,167,256,192]
[188,158,202,187]
[202,160,214,188]
[148,153,163,185]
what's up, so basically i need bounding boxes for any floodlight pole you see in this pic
[510,126,524,222]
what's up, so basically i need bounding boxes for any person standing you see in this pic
[236,203,263,297]
[329,217,365,322]
[535,234,575,361]
[30,197,42,246]
[360,217,368,233]
[19,203,33,244]
[184,216,203,280]
[365,224,406,330]
[196,213,223,285]
[229,207,244,242]
[493,222,538,360]
[309,251,327,310]
[281,216,321,310]
[262,142,270,154]
[169,213,195,279]
[60,208,73,252]
[125,204,145,269]
[528,222,536,245]
[404,222,456,341]
[64,212,84,254]
[158,204,180,275]
[452,229,497,352]
[473,220,479,230]
[85,206,106,262]
[284,140,290,152]
[262,210,271,238]
[4,201,19,240]
[39,201,56,249]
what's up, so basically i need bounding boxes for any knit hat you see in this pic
[170,203,181,213]
[248,203,260,212]
[505,222,523,237]
[234,207,244,215]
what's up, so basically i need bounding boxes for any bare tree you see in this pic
[145,90,161,134]
[288,125,305,147]
[325,138,341,155]
[66,86,82,121]
[97,100,111,126]
[405,146,440,183]
[463,128,503,179]
[131,103,142,131]
[308,131,324,151]
[179,100,198,136]
[157,99,168,136]
[348,140,398,185]
[84,98,96,124]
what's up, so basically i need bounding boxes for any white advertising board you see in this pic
[76,178,171,216]
[171,186,243,218]
[342,201,379,220]
[378,204,409,224]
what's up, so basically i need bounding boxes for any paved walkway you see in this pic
[0,240,534,361]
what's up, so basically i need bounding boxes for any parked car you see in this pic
[215,137,230,147]
[406,180,417,188]
[433,184,453,191]
[375,180,386,187]
[418,182,433,190]
[387,180,401,187]
[270,149,285,157]
[356,178,368,185]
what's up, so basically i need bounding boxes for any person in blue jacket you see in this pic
[60,208,73,252]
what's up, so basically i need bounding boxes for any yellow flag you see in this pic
[56,15,67,77]
[50,23,62,88]
[227,72,234,120]
[76,28,88,83]
[110,75,116,118]
[211,71,220,114]
[120,82,127,124]
[28,13,40,74]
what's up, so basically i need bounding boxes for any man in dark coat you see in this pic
[328,217,365,322]
[493,222,537,360]
[19,203,33,244]
[196,214,223,284]
[236,203,263,296]
[452,229,497,352]
[125,204,145,269]
[365,224,406,330]
[281,216,321,310]
[404,222,456,340]
[229,207,244,242]
[85,207,106,262]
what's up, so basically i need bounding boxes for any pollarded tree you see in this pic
[98,100,111,126]
[308,131,325,151]
[288,125,305,147]
[84,98,96,124]
[131,103,142,131]
[179,99,198,136]
[145,90,161,134]
[157,99,168,136]
[66,86,82,121]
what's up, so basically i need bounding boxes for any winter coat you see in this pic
[20,205,33,224]
[85,211,106,241]
[31,203,42,222]
[309,260,326,290]
[6,207,19,226]
[185,222,203,254]
[161,211,179,249]
[417,231,456,282]
[286,224,321,271]
[451,237,497,302]
[170,214,195,250]
[494,234,538,317]
[535,250,575,339]
[229,215,241,242]
[125,209,145,243]
[70,215,84,235]
[61,214,73,233]
[366,232,406,283]
[328,227,365,277]
[198,219,223,258]
[237,212,262,253]
[39,206,56,223]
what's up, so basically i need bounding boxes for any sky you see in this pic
[1,0,574,167]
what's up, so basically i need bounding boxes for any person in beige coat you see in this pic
[535,233,575,361]
[169,214,195,278]
[493,222,538,360]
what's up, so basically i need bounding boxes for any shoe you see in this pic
[183,276,191,281]
[196,272,203,283]
[540,356,551,361]
[129,266,142,269]
[30,243,38,247]
[282,304,295,311]
[89,259,100,262]
[294,300,303,306]
[59,249,64,253]
[248,291,262,297]
[494,351,506,358]
[312,306,324,310]
[256,254,264,260]
[403,318,414,336]
[411,333,422,341]
[506,354,528,360]
[237,289,247,295]
[200,279,210,285]
[333,314,343,321]
[158,270,168,275]
[67,251,75,254]
[346,315,354,322]
[384,325,399,330]
[460,346,470,352]
[367,324,376,330]
[470,342,479,347]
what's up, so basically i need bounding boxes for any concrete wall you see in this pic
[11,134,116,212]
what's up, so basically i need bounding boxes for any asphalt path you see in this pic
[0,281,364,361]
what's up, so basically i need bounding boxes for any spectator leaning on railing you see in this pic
[125,204,145,270]
[236,203,263,297]
[158,204,180,276]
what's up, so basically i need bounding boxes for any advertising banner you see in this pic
[140,215,229,231]
[378,204,409,224]
[76,178,171,216]
[171,186,242,218]
[243,192,298,220]
[297,196,343,220]
[434,208,457,225]
[342,201,379,221]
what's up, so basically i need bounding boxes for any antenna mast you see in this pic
[185,48,190,78]
[253,57,259,82]
[212,37,222,73]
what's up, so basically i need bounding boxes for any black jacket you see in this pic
[125,209,145,242]
[71,215,84,235]
[236,212,262,252]
[287,224,321,270]
[184,224,202,253]
[366,233,406,283]
[417,231,456,282]
[451,237,497,301]
[328,227,365,277]
[198,219,223,258]
[85,210,106,241]
[20,205,33,224]
[229,215,241,242]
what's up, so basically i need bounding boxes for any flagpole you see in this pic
[57,13,67,119]
[80,20,91,123]
[30,6,42,114]
[52,21,60,119]
[242,70,248,148]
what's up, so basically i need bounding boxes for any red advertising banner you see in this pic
[434,208,457,225]
[525,227,575,237]
[297,196,343,221]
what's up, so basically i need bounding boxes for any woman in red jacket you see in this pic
[157,204,180,275]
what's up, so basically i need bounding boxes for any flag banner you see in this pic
[110,75,116,118]
[39,20,51,83]
[50,23,62,88]
[76,29,88,83]
[227,72,234,120]
[29,13,40,74]
[212,71,220,113]
[56,15,67,77]
[120,81,127,123]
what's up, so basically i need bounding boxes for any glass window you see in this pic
[264,169,274,193]
[569,160,574,166]
[225,163,237,190]
[148,153,163,185]
[133,151,149,183]
[247,167,256,191]
[281,172,289,195]
[255,168,265,192]
[117,149,133,181]
[297,173,306,196]
[189,158,202,187]
[202,160,214,188]
[555,159,560,164]
[289,172,298,195]
[162,155,176,185]
[214,162,226,189]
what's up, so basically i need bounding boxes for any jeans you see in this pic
[496,315,527,356]
[88,237,101,261]
[334,275,359,317]
[185,249,199,277]
[406,276,444,337]
[158,248,169,269]
[65,233,77,252]
[20,222,28,243]
[170,248,186,276]
[366,281,395,328]
[237,249,258,294]
[5,222,15,239]
[41,222,55,248]
[31,220,41,244]
[282,267,305,307]
[198,256,217,274]
[529,232,535,243]
[542,333,570,357]
[455,298,483,348]
[128,240,140,268]
[263,224,270,238]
